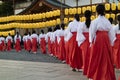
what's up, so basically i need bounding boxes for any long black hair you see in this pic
[85,10,91,28]
[48,27,52,32]
[41,29,44,34]
[74,14,80,21]
[61,23,65,30]
[117,15,120,30]
[96,4,105,16]
[108,17,113,24]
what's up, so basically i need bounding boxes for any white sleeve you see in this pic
[11,37,13,42]
[45,34,48,43]
[14,36,16,43]
[89,21,97,43]
[76,24,85,46]
[39,35,41,44]
[6,37,8,43]
[108,26,117,46]
[19,36,21,42]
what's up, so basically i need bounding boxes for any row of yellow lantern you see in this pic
[64,13,119,24]
[65,2,120,15]
[64,15,96,24]
[0,30,15,36]
[64,5,96,15]
[0,18,61,30]
[0,9,60,22]
[105,2,120,11]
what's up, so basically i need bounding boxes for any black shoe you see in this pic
[72,68,76,72]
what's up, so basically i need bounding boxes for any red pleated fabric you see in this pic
[65,41,69,64]
[55,37,59,57]
[15,39,21,52]
[31,38,37,53]
[48,37,52,54]
[58,36,66,61]
[40,38,46,54]
[80,32,90,75]
[113,34,120,69]
[7,39,12,51]
[68,32,83,69]
[26,39,31,51]
[87,31,116,80]
[0,43,2,51]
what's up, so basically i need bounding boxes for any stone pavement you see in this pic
[0,50,120,80]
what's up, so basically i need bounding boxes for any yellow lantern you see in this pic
[56,10,60,16]
[91,15,96,20]
[92,5,96,12]
[111,2,116,11]
[69,8,73,15]
[86,6,91,11]
[118,2,120,10]
[105,14,110,19]
[42,13,46,18]
[64,18,68,24]
[105,3,110,11]
[69,18,74,21]
[56,18,61,24]
[110,13,115,20]
[82,7,86,14]
[65,8,68,15]
[73,8,77,14]
[77,7,81,14]
[81,17,86,22]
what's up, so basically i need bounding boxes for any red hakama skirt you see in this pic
[80,32,90,75]
[55,37,59,57]
[7,39,12,51]
[15,39,21,52]
[113,34,120,69]
[26,39,31,51]
[87,31,116,80]
[68,32,83,69]
[31,38,37,53]
[40,38,46,54]
[58,36,66,61]
[65,41,69,64]
[48,37,52,54]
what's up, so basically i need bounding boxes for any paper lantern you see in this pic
[81,17,86,22]
[91,15,96,20]
[111,2,116,11]
[77,7,81,14]
[86,6,91,11]
[105,14,110,19]
[65,8,68,15]
[56,18,61,24]
[82,7,86,14]
[118,2,120,10]
[73,8,77,14]
[110,13,115,20]
[92,5,96,12]
[42,13,46,18]
[69,18,74,21]
[56,10,60,16]
[64,18,68,24]
[69,8,73,15]
[105,3,110,11]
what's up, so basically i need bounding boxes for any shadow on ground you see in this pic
[0,49,62,63]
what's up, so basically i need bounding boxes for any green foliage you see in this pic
[0,2,14,17]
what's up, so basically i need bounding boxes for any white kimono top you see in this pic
[6,35,13,43]
[31,34,38,42]
[89,15,115,46]
[14,35,21,43]
[77,22,90,46]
